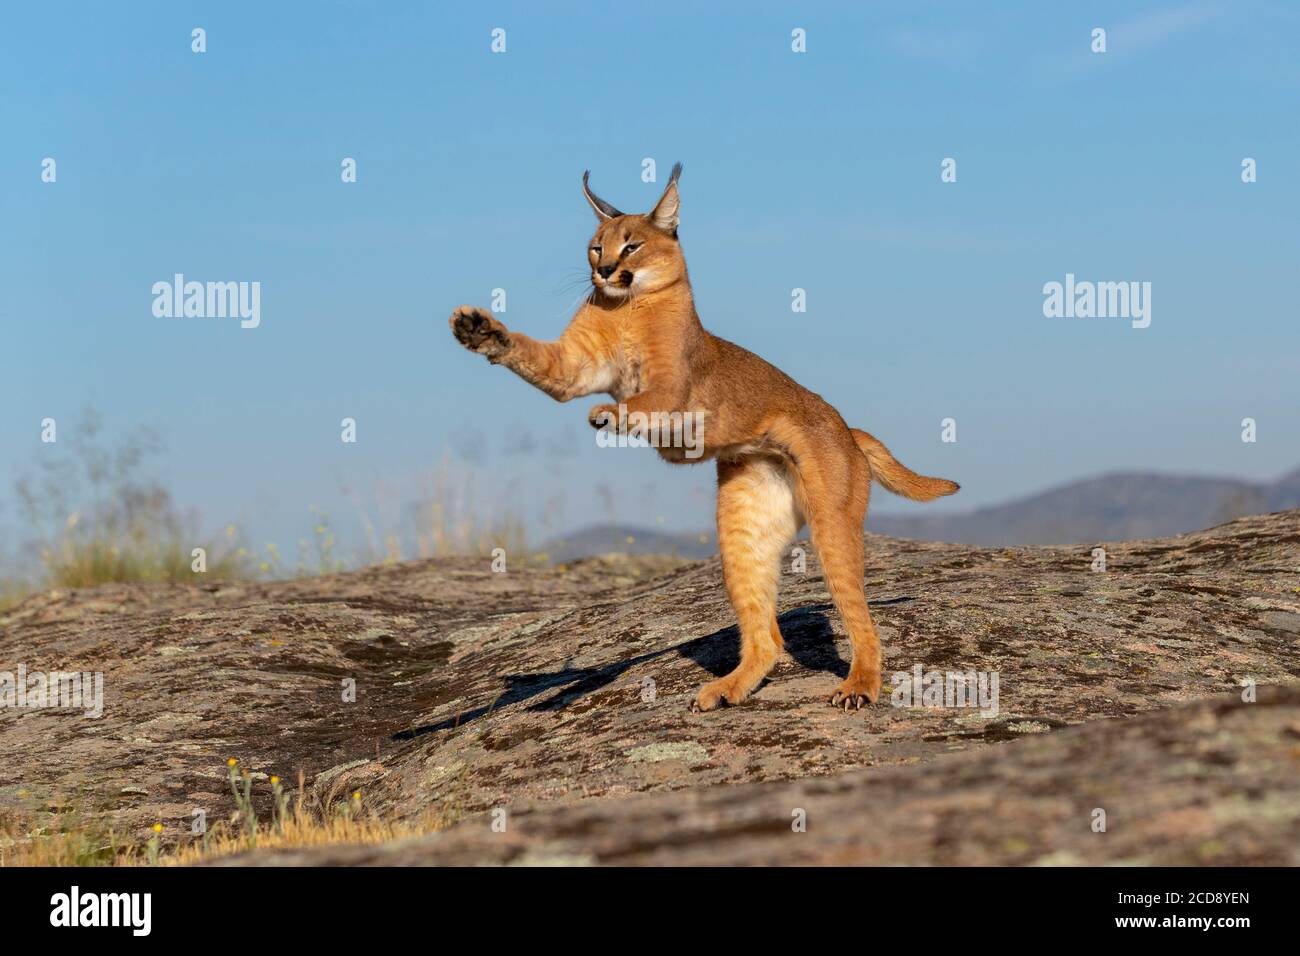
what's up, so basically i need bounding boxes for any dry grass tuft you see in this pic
[159,805,447,866]
[0,764,452,867]
[9,409,254,593]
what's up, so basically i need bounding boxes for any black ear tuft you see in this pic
[669,162,683,184]
[582,170,623,220]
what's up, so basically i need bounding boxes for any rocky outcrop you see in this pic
[2,511,1297,864]
[220,686,1300,866]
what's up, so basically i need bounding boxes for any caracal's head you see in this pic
[582,163,686,301]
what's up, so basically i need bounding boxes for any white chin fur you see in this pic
[601,285,630,298]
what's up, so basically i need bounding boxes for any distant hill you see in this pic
[540,466,1300,558]
[869,467,1300,546]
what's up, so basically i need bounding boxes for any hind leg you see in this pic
[794,433,882,709]
[691,456,800,712]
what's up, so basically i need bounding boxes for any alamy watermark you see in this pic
[0,664,103,718]
[50,886,150,936]
[1042,273,1150,329]
[890,663,999,717]
[152,274,261,329]
[594,403,704,459]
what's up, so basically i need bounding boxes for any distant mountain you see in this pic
[540,467,1300,558]
[868,467,1300,546]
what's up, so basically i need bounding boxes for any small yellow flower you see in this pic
[227,758,237,767]
[270,776,280,784]
[352,791,361,800]
[152,823,163,833]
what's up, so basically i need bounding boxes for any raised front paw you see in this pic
[588,403,619,431]
[449,305,510,360]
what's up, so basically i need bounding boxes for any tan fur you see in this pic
[451,166,959,711]
[851,429,959,502]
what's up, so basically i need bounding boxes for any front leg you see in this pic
[587,389,673,432]
[450,305,511,361]
[449,305,615,402]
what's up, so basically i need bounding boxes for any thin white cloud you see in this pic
[1034,1,1228,78]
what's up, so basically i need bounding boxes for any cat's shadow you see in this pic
[393,603,864,740]
[682,604,846,680]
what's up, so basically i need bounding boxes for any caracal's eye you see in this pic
[622,242,642,256]
[590,245,602,257]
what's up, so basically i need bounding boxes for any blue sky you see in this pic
[2,1,1297,562]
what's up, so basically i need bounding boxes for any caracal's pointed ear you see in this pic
[582,170,623,221]
[648,162,683,235]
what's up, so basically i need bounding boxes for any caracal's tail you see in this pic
[851,428,959,502]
